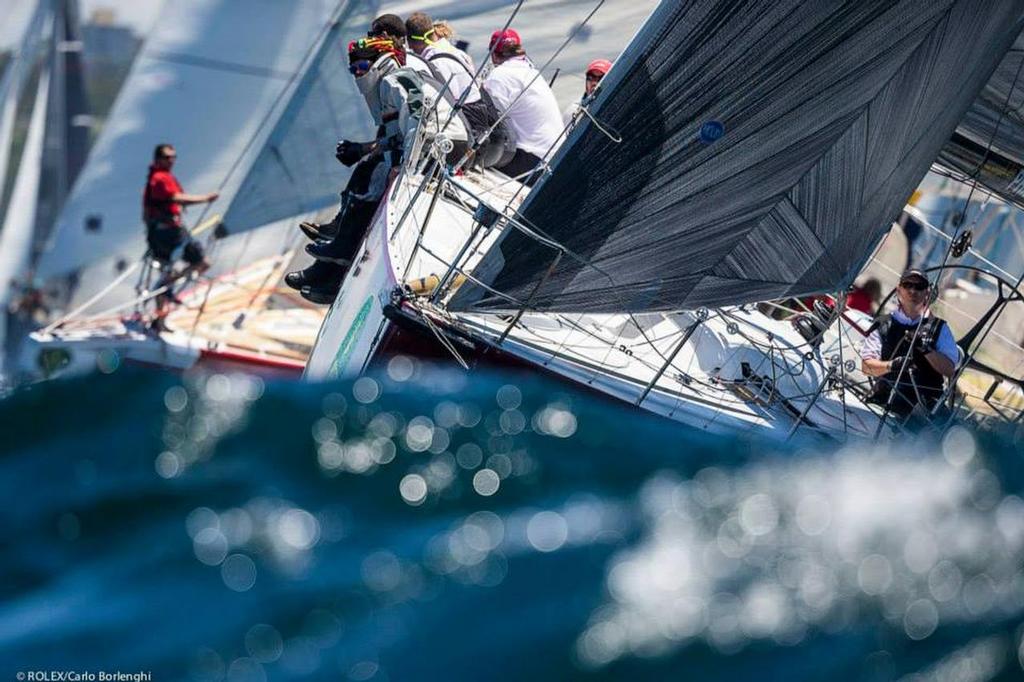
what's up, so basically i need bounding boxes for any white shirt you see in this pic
[860,306,959,365]
[421,39,481,104]
[484,56,564,157]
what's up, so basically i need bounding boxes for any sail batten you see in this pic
[451,0,1024,314]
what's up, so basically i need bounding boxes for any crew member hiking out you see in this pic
[142,143,218,296]
[483,29,563,186]
[285,35,468,305]
[860,269,959,419]
[406,12,515,169]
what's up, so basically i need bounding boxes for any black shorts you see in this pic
[146,221,204,265]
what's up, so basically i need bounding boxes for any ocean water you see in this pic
[1,360,1023,681]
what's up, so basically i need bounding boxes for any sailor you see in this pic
[860,269,959,418]
[846,277,881,315]
[367,13,433,78]
[483,29,564,186]
[296,13,433,242]
[563,58,611,125]
[285,36,468,304]
[405,12,515,168]
[142,143,218,281]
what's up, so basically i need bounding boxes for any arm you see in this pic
[172,192,218,206]
[860,329,888,376]
[378,78,413,165]
[923,350,956,378]
[923,322,958,378]
[862,357,893,377]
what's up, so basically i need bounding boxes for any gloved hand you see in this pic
[913,323,940,354]
[336,140,366,167]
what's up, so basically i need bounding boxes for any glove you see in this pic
[914,324,939,354]
[335,140,366,167]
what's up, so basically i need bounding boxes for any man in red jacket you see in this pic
[143,143,218,278]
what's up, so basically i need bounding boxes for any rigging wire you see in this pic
[182,1,357,344]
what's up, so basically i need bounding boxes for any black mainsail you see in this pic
[450,0,1024,314]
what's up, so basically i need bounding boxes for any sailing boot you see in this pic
[285,261,345,291]
[300,284,340,305]
[298,200,347,241]
[305,241,354,266]
[304,198,378,265]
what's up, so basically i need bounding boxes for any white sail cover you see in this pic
[34,0,342,288]
[452,0,1024,314]
[220,0,378,235]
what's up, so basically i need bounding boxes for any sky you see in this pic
[0,0,165,50]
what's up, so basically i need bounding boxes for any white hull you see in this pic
[305,165,887,442]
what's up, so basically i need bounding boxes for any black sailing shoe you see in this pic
[305,242,353,266]
[299,222,333,241]
[300,284,340,305]
[284,271,312,291]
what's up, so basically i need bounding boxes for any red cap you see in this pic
[489,28,521,52]
[586,58,612,76]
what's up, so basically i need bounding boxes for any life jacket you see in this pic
[867,313,948,416]
[424,52,517,168]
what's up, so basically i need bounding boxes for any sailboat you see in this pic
[303,0,1024,441]
[0,0,91,375]
[19,0,380,378]
[18,0,661,379]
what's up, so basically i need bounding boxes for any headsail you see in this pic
[33,0,344,288]
[219,0,378,235]
[451,0,1024,314]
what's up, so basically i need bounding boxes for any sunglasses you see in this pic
[585,72,604,81]
[349,60,371,75]
[160,154,177,160]
[899,280,929,291]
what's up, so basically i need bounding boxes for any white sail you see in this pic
[219,0,378,235]
[0,1,45,219]
[34,0,339,299]
[0,65,51,307]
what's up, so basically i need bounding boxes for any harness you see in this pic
[424,52,517,167]
[867,313,948,415]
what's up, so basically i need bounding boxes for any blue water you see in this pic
[1,361,1023,681]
